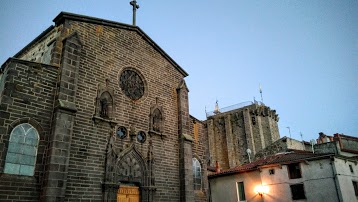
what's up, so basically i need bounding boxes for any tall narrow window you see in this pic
[349,165,354,173]
[192,158,201,190]
[237,182,246,201]
[288,163,302,179]
[4,123,39,176]
[353,181,358,197]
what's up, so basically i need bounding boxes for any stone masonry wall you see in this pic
[189,116,209,202]
[207,104,280,169]
[261,116,272,147]
[18,28,60,65]
[233,111,249,165]
[60,19,187,201]
[0,59,58,201]
[213,117,229,169]
[251,115,263,156]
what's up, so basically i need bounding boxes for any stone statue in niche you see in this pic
[152,109,162,132]
[100,98,109,118]
[98,92,112,119]
[94,79,114,121]
[149,98,164,135]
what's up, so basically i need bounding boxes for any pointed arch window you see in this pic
[193,158,202,190]
[4,123,39,176]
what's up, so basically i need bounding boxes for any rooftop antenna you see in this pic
[286,127,292,145]
[300,132,305,150]
[130,0,140,26]
[259,84,263,104]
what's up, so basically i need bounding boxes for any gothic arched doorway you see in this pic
[103,135,156,202]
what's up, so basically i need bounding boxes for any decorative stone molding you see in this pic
[148,98,165,138]
[250,105,279,121]
[182,133,194,142]
[119,68,146,101]
[103,135,156,201]
[93,79,116,127]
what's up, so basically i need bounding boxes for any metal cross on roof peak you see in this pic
[130,0,140,26]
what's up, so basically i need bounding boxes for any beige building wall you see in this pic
[333,158,358,202]
[260,159,339,202]
[209,156,358,202]
[209,172,263,202]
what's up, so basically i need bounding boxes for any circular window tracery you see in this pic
[137,131,146,143]
[119,69,145,100]
[116,126,127,139]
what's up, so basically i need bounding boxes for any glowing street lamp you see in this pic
[254,185,269,196]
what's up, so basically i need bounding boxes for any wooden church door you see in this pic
[117,186,140,202]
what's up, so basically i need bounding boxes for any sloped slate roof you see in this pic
[209,151,334,178]
[53,12,188,77]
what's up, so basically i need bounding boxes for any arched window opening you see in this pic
[193,158,202,190]
[4,123,39,176]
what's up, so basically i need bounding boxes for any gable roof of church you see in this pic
[53,12,188,77]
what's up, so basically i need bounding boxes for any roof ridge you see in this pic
[51,12,189,77]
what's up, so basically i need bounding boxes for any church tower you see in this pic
[206,102,280,169]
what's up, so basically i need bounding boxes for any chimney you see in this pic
[215,161,221,173]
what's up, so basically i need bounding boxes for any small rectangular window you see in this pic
[288,163,302,179]
[237,182,246,201]
[269,169,275,175]
[349,165,354,173]
[353,181,358,196]
[290,183,306,200]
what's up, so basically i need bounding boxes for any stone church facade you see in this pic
[0,12,278,202]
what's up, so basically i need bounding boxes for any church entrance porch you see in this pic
[103,134,156,202]
[117,186,140,202]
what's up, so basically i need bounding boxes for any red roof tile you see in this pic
[207,166,216,172]
[209,151,334,178]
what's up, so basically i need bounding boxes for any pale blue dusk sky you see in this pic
[0,1,357,142]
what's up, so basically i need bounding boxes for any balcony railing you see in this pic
[206,101,264,117]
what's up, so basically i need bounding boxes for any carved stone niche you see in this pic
[93,79,117,127]
[148,99,165,138]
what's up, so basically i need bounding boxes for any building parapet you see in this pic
[206,101,264,117]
